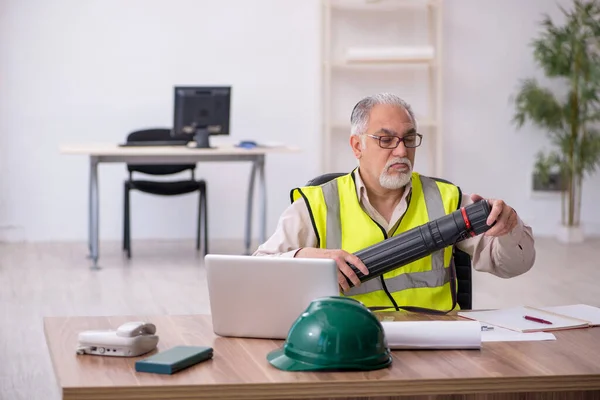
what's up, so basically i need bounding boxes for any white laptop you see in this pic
[204,254,340,339]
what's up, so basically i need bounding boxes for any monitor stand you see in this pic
[190,127,213,149]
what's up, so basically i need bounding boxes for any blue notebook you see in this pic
[135,346,213,375]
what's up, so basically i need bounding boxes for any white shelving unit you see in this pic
[321,0,443,177]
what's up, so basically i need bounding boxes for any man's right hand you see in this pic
[294,248,369,292]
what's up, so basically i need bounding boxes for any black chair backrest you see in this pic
[453,248,472,310]
[126,128,195,176]
[305,172,473,310]
[306,172,346,186]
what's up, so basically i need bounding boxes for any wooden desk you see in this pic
[60,144,301,268]
[44,313,600,400]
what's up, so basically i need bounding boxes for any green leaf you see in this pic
[531,14,574,77]
[578,128,600,176]
[512,79,564,132]
[533,150,565,186]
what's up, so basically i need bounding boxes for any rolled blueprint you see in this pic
[381,320,482,350]
[347,199,493,286]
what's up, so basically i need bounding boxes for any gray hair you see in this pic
[350,93,417,137]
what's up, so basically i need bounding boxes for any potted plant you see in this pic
[512,0,600,243]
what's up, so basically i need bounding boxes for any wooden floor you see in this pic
[1,237,599,400]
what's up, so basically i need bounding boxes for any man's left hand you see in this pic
[470,194,518,237]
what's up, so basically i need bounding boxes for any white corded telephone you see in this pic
[76,321,159,357]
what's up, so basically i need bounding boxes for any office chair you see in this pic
[123,128,208,258]
[304,172,473,310]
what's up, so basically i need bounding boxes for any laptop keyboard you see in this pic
[119,140,189,147]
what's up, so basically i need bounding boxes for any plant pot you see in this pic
[556,224,585,244]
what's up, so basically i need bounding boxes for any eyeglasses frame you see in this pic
[363,132,423,149]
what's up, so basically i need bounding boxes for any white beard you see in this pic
[379,157,413,189]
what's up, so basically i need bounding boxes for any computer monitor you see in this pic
[172,86,231,148]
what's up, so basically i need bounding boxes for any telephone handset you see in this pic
[76,321,159,357]
[116,321,156,337]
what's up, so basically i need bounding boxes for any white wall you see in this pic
[442,0,600,237]
[1,0,599,244]
[0,0,321,243]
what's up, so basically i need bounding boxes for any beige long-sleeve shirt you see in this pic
[254,170,536,279]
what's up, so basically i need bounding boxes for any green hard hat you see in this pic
[267,296,392,372]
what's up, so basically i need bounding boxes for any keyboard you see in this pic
[119,140,189,147]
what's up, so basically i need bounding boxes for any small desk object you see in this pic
[44,312,600,400]
[60,143,301,268]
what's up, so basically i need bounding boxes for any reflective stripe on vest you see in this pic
[321,175,448,296]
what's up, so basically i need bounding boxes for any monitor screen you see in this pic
[172,86,231,148]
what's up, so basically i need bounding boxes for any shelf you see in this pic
[321,0,443,176]
[330,60,434,70]
[330,0,435,11]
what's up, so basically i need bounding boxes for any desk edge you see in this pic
[61,374,600,400]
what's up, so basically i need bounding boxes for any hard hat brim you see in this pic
[266,348,393,372]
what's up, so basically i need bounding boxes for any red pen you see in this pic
[524,315,553,325]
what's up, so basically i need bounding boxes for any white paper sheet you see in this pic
[540,304,600,326]
[381,321,482,350]
[458,306,588,332]
[480,325,556,342]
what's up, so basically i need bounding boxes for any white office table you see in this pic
[60,143,301,268]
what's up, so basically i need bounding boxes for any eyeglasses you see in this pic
[365,133,423,149]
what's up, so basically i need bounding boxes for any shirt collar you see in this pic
[353,167,413,204]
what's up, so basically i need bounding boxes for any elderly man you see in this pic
[254,93,535,312]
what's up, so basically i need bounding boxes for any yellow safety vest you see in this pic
[290,169,462,312]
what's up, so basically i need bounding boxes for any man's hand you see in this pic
[295,248,369,292]
[470,194,518,237]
